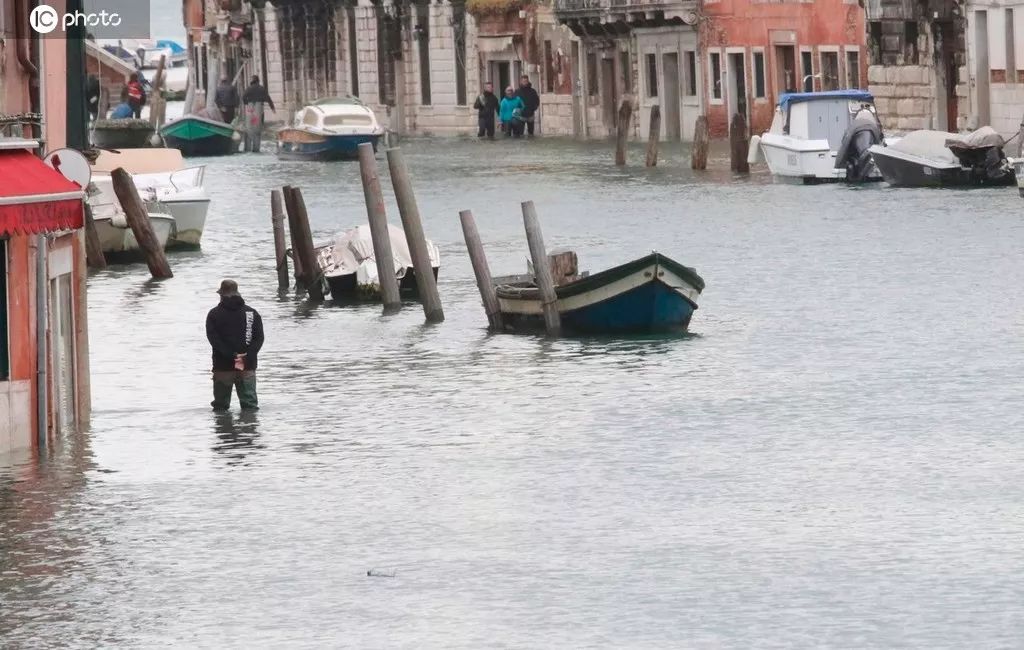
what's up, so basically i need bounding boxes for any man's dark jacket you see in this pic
[242,82,276,111]
[517,83,540,117]
[215,82,240,109]
[473,91,499,119]
[206,296,265,371]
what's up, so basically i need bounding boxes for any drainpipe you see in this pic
[14,0,40,75]
[36,236,48,451]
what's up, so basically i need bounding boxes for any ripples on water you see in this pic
[2,138,1024,647]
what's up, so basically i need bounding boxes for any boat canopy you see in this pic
[945,126,1005,150]
[887,130,959,165]
[778,90,874,111]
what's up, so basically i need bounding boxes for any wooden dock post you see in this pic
[730,113,750,173]
[281,185,305,291]
[521,201,561,337]
[691,115,709,170]
[110,167,172,279]
[82,203,106,269]
[615,99,633,166]
[149,55,167,129]
[282,186,323,301]
[645,105,661,167]
[357,142,402,313]
[270,189,289,291]
[386,147,444,323]
[459,209,502,330]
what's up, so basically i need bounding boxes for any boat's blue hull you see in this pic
[276,133,381,161]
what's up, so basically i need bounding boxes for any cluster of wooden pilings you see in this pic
[613,99,750,173]
[271,142,444,323]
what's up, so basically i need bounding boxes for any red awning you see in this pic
[0,149,85,236]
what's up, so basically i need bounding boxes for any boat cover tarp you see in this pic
[945,126,1005,151]
[155,40,186,54]
[317,224,440,288]
[778,90,874,111]
[886,130,959,165]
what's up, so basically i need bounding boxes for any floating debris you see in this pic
[366,569,396,578]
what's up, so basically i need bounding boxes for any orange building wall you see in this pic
[701,0,866,137]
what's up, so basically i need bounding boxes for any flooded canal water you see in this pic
[3,137,1024,647]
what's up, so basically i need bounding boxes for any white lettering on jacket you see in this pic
[245,311,254,346]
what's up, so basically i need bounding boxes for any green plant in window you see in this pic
[466,0,525,17]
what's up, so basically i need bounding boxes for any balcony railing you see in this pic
[554,0,693,16]
[553,0,603,13]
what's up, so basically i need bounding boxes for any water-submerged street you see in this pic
[3,137,1024,646]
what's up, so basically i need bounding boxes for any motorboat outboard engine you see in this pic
[835,109,884,182]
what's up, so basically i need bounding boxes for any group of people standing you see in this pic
[474,75,540,140]
[86,72,147,121]
[214,75,277,152]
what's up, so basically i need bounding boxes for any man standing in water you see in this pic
[206,280,264,411]
[516,75,540,137]
[215,76,240,124]
[473,81,499,139]
[241,75,276,152]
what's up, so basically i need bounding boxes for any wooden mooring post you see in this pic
[281,185,304,291]
[282,185,323,301]
[110,167,172,279]
[691,115,710,170]
[149,55,167,129]
[270,189,289,291]
[521,201,561,337]
[645,105,661,168]
[458,209,502,330]
[82,203,106,270]
[357,142,402,313]
[615,99,633,166]
[386,147,444,323]
[730,113,750,173]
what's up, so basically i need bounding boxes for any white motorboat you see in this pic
[757,90,887,183]
[277,97,385,161]
[91,148,210,248]
[314,224,440,302]
[88,182,174,258]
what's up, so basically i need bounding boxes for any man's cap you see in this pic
[217,279,239,296]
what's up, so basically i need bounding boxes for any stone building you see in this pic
[961,0,1024,140]
[863,0,963,133]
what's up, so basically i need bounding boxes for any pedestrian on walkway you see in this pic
[241,75,276,152]
[215,76,240,124]
[516,75,540,137]
[126,72,146,119]
[473,81,500,139]
[499,86,525,138]
[206,279,264,411]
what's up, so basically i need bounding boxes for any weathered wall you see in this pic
[869,65,936,131]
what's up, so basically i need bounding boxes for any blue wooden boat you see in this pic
[493,252,704,334]
[276,97,384,161]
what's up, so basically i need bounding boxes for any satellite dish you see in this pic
[43,148,92,189]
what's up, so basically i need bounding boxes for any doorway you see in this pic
[727,52,748,122]
[775,45,796,94]
[938,21,959,131]
[601,57,617,131]
[974,11,990,126]
[491,61,511,95]
[662,52,681,140]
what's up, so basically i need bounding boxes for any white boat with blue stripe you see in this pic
[276,97,385,161]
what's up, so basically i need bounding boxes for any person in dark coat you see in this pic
[473,81,499,140]
[206,279,265,411]
[516,75,540,137]
[86,74,100,122]
[241,76,276,152]
[214,77,240,124]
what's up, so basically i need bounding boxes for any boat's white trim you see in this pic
[498,263,700,315]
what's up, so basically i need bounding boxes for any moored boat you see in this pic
[90,119,155,149]
[160,114,238,157]
[90,148,211,248]
[314,224,439,301]
[277,97,385,161]
[88,183,174,260]
[494,252,704,334]
[869,127,1015,187]
[757,90,886,183]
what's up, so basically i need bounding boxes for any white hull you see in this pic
[91,167,210,248]
[147,196,209,247]
[759,134,843,182]
[93,213,174,254]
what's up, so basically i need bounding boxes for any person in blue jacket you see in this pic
[109,88,134,119]
[498,86,525,138]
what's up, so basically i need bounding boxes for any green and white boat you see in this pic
[159,115,238,157]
